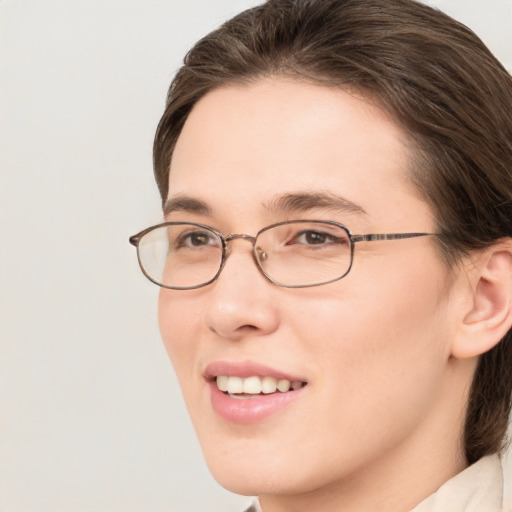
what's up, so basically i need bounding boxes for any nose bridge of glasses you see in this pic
[223,233,266,265]
[224,233,257,244]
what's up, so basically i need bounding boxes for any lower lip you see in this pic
[209,381,305,424]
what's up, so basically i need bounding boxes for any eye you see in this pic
[291,230,344,246]
[174,230,219,249]
[298,231,329,245]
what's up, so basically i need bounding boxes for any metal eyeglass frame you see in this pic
[129,220,434,289]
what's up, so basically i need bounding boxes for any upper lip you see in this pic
[204,360,307,383]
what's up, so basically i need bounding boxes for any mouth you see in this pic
[216,375,307,399]
[204,361,308,423]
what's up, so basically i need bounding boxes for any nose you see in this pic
[204,239,280,341]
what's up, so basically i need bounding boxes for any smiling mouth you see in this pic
[216,375,307,398]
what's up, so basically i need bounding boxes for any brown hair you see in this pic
[153,0,512,464]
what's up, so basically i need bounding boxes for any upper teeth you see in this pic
[216,375,303,395]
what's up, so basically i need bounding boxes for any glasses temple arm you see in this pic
[350,232,433,243]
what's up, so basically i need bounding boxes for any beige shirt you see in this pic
[245,454,508,511]
[412,454,506,512]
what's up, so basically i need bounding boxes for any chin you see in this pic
[208,461,301,497]
[199,436,333,498]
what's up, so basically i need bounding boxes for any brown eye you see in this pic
[303,231,327,244]
[291,230,343,246]
[188,232,211,246]
[175,230,218,249]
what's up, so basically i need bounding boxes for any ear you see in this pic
[451,241,512,359]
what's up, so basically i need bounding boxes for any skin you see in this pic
[158,78,480,512]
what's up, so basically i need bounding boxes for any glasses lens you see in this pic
[137,224,223,289]
[255,221,352,287]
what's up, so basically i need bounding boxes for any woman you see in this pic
[130,0,512,510]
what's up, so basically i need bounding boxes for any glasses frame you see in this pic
[129,220,433,290]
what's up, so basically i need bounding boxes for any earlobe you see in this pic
[451,243,512,359]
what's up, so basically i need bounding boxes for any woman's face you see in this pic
[159,79,461,500]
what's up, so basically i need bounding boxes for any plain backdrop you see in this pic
[1,1,511,511]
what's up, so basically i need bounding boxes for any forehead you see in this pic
[168,78,432,230]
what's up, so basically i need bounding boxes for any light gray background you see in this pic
[1,1,511,511]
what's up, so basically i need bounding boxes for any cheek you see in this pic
[291,252,451,417]
[158,289,200,383]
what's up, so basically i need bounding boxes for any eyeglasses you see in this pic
[129,220,433,289]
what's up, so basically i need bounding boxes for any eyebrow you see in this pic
[163,191,367,218]
[265,191,367,216]
[163,195,212,217]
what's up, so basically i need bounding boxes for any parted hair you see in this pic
[153,0,512,464]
